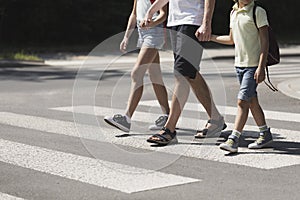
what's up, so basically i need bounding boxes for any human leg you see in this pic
[125,47,159,118]
[146,25,195,144]
[249,97,266,127]
[147,52,171,130]
[191,72,227,138]
[147,74,190,143]
[248,97,273,149]
[104,47,158,132]
[219,67,257,153]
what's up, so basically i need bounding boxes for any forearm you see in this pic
[146,0,169,18]
[151,7,167,27]
[123,13,137,39]
[258,26,269,68]
[202,0,215,26]
[211,35,234,45]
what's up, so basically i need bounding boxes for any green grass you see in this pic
[0,51,42,61]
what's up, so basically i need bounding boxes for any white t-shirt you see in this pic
[167,0,204,27]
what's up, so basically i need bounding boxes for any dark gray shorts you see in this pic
[170,25,203,79]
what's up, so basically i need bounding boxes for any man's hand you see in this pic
[195,23,212,41]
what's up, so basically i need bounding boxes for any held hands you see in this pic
[140,18,154,30]
[140,11,154,30]
[254,67,266,84]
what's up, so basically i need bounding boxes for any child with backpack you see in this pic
[104,0,170,132]
[211,0,273,153]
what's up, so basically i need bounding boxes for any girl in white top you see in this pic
[104,0,170,132]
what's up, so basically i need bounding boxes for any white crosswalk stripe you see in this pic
[0,101,299,196]
[0,139,199,194]
[1,101,299,170]
[50,105,300,169]
[138,100,300,123]
[0,193,26,200]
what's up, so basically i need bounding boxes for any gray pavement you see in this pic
[40,46,300,100]
[0,46,299,200]
[1,46,299,101]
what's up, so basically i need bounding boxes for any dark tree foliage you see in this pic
[0,0,298,48]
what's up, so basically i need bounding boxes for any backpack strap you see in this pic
[264,67,278,92]
[253,1,278,92]
[253,1,258,29]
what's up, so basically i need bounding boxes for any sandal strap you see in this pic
[161,127,176,138]
[152,133,169,142]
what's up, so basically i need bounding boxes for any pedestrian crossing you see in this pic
[0,102,299,197]
[0,192,25,200]
[0,139,199,194]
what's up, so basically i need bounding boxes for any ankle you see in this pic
[231,130,242,138]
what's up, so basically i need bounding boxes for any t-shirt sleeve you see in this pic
[256,7,269,28]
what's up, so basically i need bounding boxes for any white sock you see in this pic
[259,125,268,132]
[231,130,242,138]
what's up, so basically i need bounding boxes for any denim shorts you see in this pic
[137,23,165,49]
[236,67,258,101]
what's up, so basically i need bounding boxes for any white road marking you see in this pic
[0,193,26,200]
[0,139,199,194]
[139,100,300,123]
[1,110,299,169]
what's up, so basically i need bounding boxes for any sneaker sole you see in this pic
[248,140,273,149]
[104,118,130,132]
[219,144,238,153]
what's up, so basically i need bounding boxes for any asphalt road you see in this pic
[0,52,299,200]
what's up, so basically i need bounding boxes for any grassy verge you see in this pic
[0,51,43,61]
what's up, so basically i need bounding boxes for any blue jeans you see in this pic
[236,67,258,101]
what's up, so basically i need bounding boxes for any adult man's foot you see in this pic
[248,128,273,149]
[194,116,227,138]
[104,114,131,132]
[147,127,178,145]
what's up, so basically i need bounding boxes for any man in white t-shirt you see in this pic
[141,0,227,145]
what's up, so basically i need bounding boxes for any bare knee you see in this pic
[237,99,250,110]
[131,67,145,83]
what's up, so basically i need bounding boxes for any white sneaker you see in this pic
[104,114,131,132]
[148,115,168,130]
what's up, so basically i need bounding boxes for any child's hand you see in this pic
[120,38,129,53]
[254,67,266,84]
[140,19,153,30]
